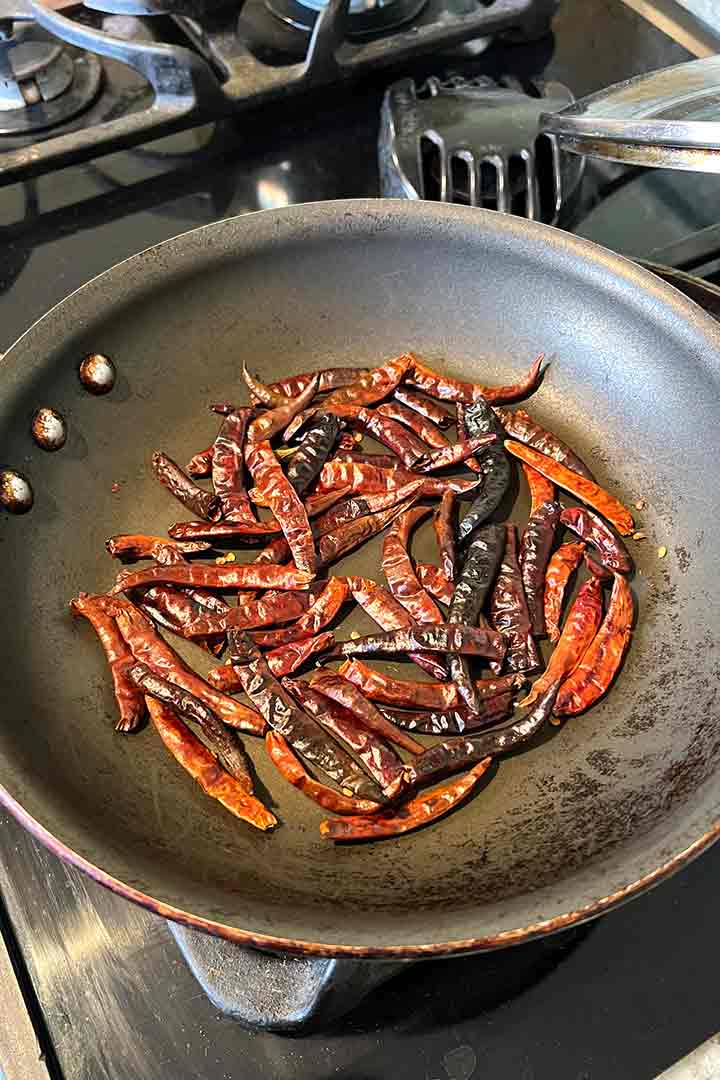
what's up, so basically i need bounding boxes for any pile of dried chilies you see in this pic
[71,352,637,842]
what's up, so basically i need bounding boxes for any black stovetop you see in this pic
[2,2,720,1077]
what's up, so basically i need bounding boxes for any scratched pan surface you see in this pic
[1,200,719,958]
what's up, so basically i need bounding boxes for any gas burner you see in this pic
[0,20,101,135]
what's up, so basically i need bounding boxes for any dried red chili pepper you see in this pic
[186,444,214,478]
[244,439,317,576]
[70,593,146,733]
[408,681,559,785]
[317,459,480,498]
[152,451,222,521]
[266,731,382,815]
[332,451,400,469]
[139,585,225,656]
[250,577,349,648]
[242,364,288,407]
[433,489,457,584]
[208,634,334,689]
[104,595,265,733]
[286,413,341,495]
[212,408,256,524]
[339,658,524,710]
[406,354,543,404]
[321,353,412,409]
[168,519,284,541]
[554,573,634,717]
[382,504,442,624]
[505,441,635,535]
[494,407,594,481]
[264,366,369,400]
[456,398,511,544]
[228,632,381,800]
[283,407,317,443]
[317,496,417,568]
[416,563,453,604]
[112,561,313,593]
[585,551,613,580]
[284,679,404,795]
[394,387,454,429]
[521,576,603,709]
[105,534,211,561]
[543,540,586,644]
[381,694,512,735]
[559,506,633,574]
[520,499,561,636]
[128,660,254,791]
[447,523,506,710]
[377,400,449,449]
[326,404,431,469]
[147,698,276,830]
[346,576,446,680]
[418,433,496,473]
[247,375,319,444]
[319,758,492,842]
[328,622,505,662]
[523,463,555,516]
[489,524,541,674]
[173,587,323,639]
[309,669,423,755]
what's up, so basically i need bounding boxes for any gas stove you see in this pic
[3,0,720,1076]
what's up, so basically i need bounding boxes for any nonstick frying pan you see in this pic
[1,199,719,958]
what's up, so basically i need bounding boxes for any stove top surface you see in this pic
[1,1,720,1077]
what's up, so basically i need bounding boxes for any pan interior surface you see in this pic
[0,200,718,955]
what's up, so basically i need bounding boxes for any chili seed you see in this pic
[657,546,668,559]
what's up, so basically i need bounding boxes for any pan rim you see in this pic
[2,198,720,957]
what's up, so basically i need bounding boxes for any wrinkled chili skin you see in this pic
[139,585,225,655]
[127,660,254,791]
[339,658,524,710]
[419,433,496,473]
[186,445,214,477]
[544,540,586,644]
[70,593,146,733]
[265,731,382,815]
[328,404,431,469]
[212,408,256,524]
[394,387,454,429]
[522,576,603,708]
[317,497,416,568]
[283,678,401,794]
[283,407,316,443]
[456,398,511,544]
[489,524,541,674]
[523,463,555,516]
[228,632,379,799]
[382,505,443,624]
[520,499,561,636]
[381,693,512,735]
[286,413,341,495]
[105,534,211,562]
[559,506,633,574]
[250,577,349,648]
[245,439,317,576]
[309,669,424,756]
[242,364,288,407]
[168,519,284,541]
[333,451,400,469]
[328,623,505,661]
[112,561,313,593]
[409,680,560,784]
[321,353,411,410]
[147,698,276,830]
[319,759,491,842]
[434,489,457,584]
[554,573,634,717]
[175,587,322,638]
[406,354,543,404]
[448,524,506,710]
[317,459,480,498]
[495,407,595,481]
[152,452,222,522]
[265,366,369,399]
[377,401,449,449]
[416,563,453,605]
[248,374,319,444]
[346,576,446,680]
[265,632,335,676]
[505,441,635,535]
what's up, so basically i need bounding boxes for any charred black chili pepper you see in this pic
[328,623,505,662]
[489,524,541,674]
[286,413,342,495]
[447,524,506,711]
[456,398,511,545]
[380,693,513,735]
[520,499,561,636]
[228,631,381,800]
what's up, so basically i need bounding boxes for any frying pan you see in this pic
[1,199,719,959]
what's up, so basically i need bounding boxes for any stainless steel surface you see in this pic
[379,74,583,224]
[541,55,720,171]
[0,917,50,1080]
